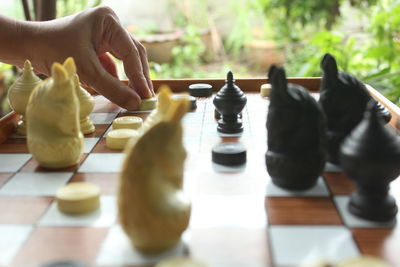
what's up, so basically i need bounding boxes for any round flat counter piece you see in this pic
[112,116,143,130]
[212,142,247,166]
[138,97,157,111]
[337,256,389,267]
[172,94,197,110]
[156,257,207,267]
[56,182,100,215]
[41,260,87,267]
[260,83,272,97]
[106,129,138,150]
[189,83,213,97]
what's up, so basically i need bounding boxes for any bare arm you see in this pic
[0,7,155,110]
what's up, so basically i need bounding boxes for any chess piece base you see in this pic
[349,190,398,222]
[81,117,95,135]
[266,151,324,190]
[217,118,243,134]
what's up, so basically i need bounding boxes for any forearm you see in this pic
[0,14,69,75]
[0,15,33,67]
[0,6,154,108]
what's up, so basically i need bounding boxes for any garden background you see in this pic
[1,0,399,116]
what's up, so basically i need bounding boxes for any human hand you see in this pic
[23,6,155,110]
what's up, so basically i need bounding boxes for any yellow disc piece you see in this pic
[303,262,333,267]
[337,256,390,267]
[56,182,100,215]
[156,257,207,267]
[106,129,138,149]
[138,97,157,111]
[112,116,143,130]
[260,83,272,97]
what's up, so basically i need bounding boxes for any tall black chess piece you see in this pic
[340,101,400,222]
[319,53,392,165]
[213,71,247,134]
[266,66,327,190]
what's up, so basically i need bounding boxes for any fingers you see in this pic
[102,15,153,98]
[130,37,155,96]
[78,51,141,110]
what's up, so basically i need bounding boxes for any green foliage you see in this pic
[225,0,262,56]
[285,31,369,76]
[57,0,102,17]
[258,0,376,39]
[150,26,207,79]
[0,63,12,73]
[284,0,400,105]
[363,0,400,104]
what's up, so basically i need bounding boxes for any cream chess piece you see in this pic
[118,88,190,253]
[156,257,207,267]
[126,86,171,145]
[56,182,100,214]
[142,86,171,130]
[63,57,95,134]
[26,60,83,169]
[8,60,41,135]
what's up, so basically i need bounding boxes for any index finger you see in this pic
[103,16,152,98]
[76,52,141,110]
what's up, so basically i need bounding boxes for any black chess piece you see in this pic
[213,71,247,133]
[266,66,327,190]
[340,101,400,222]
[319,53,392,165]
[214,109,242,120]
[41,260,87,267]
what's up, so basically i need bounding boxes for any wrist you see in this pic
[0,15,53,71]
[0,17,28,67]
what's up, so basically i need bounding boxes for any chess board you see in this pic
[0,78,399,267]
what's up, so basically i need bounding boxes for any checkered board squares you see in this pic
[269,226,360,267]
[0,92,399,267]
[78,153,124,173]
[0,225,33,265]
[188,227,269,267]
[12,227,109,266]
[39,196,117,227]
[0,138,99,155]
[266,176,330,197]
[83,137,100,153]
[97,225,187,266]
[0,172,73,196]
[190,195,267,228]
[89,112,118,125]
[0,154,31,172]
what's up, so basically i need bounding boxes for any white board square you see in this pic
[269,225,359,267]
[266,176,329,197]
[0,154,31,172]
[97,225,187,266]
[0,172,73,196]
[39,196,116,227]
[84,137,100,153]
[0,225,33,265]
[90,113,118,125]
[78,153,124,173]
